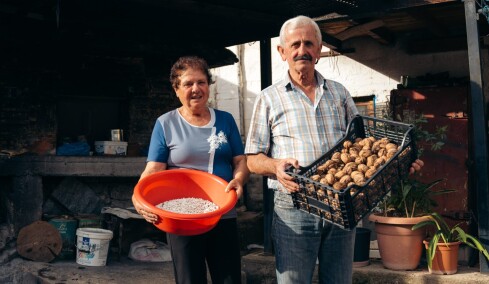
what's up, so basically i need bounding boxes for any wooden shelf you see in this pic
[0,156,146,177]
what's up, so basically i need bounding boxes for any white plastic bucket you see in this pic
[76,227,113,266]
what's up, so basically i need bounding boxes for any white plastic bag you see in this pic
[128,238,172,262]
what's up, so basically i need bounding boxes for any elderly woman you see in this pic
[133,56,249,284]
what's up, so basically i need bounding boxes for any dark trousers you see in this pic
[167,218,241,284]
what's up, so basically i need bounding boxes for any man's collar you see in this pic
[284,71,328,91]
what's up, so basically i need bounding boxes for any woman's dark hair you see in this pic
[170,56,214,90]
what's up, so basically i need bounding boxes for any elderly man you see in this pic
[245,15,423,284]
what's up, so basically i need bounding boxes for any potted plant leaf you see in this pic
[412,212,489,275]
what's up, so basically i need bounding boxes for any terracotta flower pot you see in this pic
[368,213,429,270]
[423,240,461,275]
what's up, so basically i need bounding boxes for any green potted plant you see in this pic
[412,212,489,275]
[380,177,452,218]
[368,177,455,270]
[368,111,453,270]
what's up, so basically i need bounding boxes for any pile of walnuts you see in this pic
[309,136,399,191]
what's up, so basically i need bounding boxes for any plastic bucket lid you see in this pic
[76,228,113,240]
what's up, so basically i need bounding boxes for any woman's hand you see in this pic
[132,195,159,224]
[225,179,244,199]
[227,154,250,199]
[134,161,167,223]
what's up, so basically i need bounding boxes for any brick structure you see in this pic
[0,56,180,155]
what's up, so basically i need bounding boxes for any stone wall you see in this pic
[0,85,57,154]
[0,56,179,156]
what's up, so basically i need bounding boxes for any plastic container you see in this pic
[94,141,128,155]
[76,214,102,228]
[76,228,113,266]
[48,215,78,260]
[133,169,237,236]
[286,115,417,230]
[353,227,371,267]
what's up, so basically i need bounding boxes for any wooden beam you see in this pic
[369,27,396,45]
[335,20,385,41]
[321,32,344,50]
[333,19,393,46]
[320,50,341,57]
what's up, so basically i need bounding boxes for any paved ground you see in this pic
[3,249,489,284]
[1,256,176,284]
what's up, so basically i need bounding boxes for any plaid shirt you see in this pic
[245,71,358,191]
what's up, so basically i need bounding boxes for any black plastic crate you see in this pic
[286,115,417,230]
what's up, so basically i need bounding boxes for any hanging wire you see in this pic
[328,55,340,76]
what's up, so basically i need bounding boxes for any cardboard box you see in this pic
[94,141,128,156]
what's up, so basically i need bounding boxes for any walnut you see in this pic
[333,182,345,190]
[310,174,321,181]
[331,152,342,163]
[325,173,335,185]
[359,149,372,158]
[386,148,398,159]
[357,164,369,173]
[355,156,366,164]
[349,147,359,156]
[365,168,377,179]
[385,143,398,151]
[340,175,352,185]
[334,170,346,179]
[343,140,353,149]
[340,153,351,164]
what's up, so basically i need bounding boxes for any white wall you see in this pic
[209,46,241,133]
[211,36,469,139]
[210,44,263,137]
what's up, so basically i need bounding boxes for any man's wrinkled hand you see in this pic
[276,158,300,193]
[409,159,424,174]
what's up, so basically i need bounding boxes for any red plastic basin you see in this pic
[133,169,237,236]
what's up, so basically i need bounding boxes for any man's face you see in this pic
[278,25,322,75]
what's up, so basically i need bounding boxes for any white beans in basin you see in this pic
[156,197,219,214]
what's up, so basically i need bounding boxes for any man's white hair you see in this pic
[279,15,322,47]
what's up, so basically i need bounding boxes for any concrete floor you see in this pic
[3,249,489,284]
[2,208,489,284]
[1,256,175,284]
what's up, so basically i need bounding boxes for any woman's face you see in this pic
[174,68,210,110]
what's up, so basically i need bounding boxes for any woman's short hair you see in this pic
[170,56,214,89]
[279,15,322,47]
